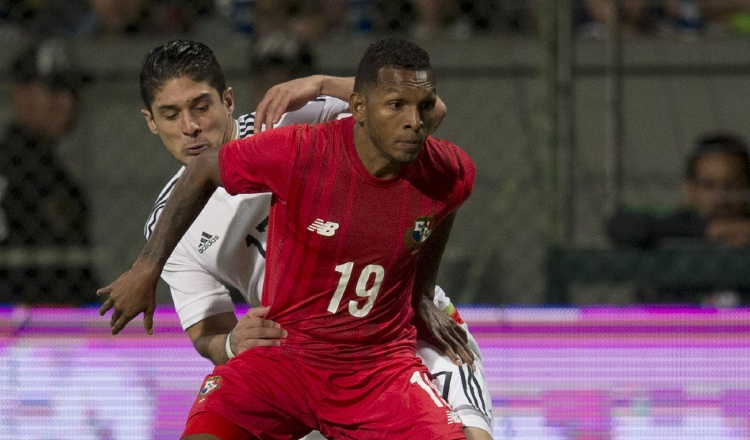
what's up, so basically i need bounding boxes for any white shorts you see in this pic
[417,338,494,435]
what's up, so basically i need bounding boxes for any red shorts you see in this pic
[183,412,251,439]
[183,346,466,439]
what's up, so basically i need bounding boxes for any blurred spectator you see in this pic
[409,0,464,38]
[577,0,679,38]
[607,133,750,249]
[244,0,353,40]
[0,0,89,40]
[212,0,509,40]
[212,0,352,41]
[693,0,750,36]
[371,0,501,38]
[74,0,195,37]
[224,0,505,41]
[0,40,100,305]
[606,133,750,307]
[248,30,315,107]
[0,0,207,39]
[497,0,535,34]
[297,0,351,39]
[250,0,300,37]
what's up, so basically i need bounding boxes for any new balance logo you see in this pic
[199,232,219,254]
[446,410,461,425]
[307,219,339,236]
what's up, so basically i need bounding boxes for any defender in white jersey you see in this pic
[145,97,348,324]
[131,40,492,439]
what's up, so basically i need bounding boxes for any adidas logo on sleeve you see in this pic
[199,232,219,254]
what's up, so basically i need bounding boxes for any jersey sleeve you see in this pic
[419,138,476,217]
[144,168,184,241]
[219,125,301,201]
[454,145,476,208]
[274,96,350,126]
[162,243,235,330]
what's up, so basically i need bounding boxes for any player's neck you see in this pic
[228,118,238,141]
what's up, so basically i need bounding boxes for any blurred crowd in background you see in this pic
[4,0,750,46]
[5,0,750,110]
[4,1,750,111]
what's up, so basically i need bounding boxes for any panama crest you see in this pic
[405,216,434,250]
[198,375,222,401]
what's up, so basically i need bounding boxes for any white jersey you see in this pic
[145,96,494,437]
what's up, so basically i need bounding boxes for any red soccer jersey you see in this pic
[219,117,475,367]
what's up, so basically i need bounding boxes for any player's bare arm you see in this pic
[98,149,223,335]
[186,311,237,364]
[254,75,355,132]
[186,307,287,365]
[255,75,447,135]
[465,427,494,440]
[411,211,475,367]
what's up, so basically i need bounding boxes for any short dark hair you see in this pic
[140,40,226,111]
[353,38,432,92]
[686,133,750,183]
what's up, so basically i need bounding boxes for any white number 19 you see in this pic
[327,263,384,317]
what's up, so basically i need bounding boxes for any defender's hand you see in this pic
[97,259,160,335]
[228,306,288,355]
[253,75,325,132]
[413,295,474,368]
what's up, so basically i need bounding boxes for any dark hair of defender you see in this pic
[140,40,226,111]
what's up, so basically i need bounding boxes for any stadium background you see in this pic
[4,35,750,306]
[2,1,750,438]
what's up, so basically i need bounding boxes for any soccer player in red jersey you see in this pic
[100,38,476,439]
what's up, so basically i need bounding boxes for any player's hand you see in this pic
[228,306,288,355]
[97,259,160,335]
[413,295,475,368]
[253,75,325,133]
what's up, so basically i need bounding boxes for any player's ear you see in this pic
[349,92,366,125]
[141,108,159,135]
[223,87,234,113]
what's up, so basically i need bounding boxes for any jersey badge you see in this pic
[198,232,220,254]
[307,219,339,236]
[405,216,434,250]
[198,375,222,402]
